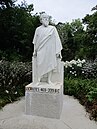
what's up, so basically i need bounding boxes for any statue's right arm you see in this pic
[32,28,38,57]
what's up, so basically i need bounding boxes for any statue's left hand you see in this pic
[33,51,37,57]
[56,53,61,58]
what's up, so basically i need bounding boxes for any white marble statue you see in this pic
[32,12,62,84]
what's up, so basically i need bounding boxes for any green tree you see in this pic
[70,19,86,59]
[0,1,41,61]
[56,22,73,61]
[83,10,97,60]
[0,0,16,8]
[56,19,85,61]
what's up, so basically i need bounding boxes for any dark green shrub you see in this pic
[64,78,97,99]
[0,60,32,108]
[87,88,97,102]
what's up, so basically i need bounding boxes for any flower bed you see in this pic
[0,60,32,108]
[64,59,97,121]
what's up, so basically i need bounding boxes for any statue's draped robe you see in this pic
[33,25,62,79]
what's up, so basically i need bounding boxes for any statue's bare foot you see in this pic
[36,82,40,86]
[47,80,54,85]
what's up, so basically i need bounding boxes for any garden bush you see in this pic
[0,60,32,108]
[64,78,97,120]
[82,60,97,79]
[64,78,97,100]
[64,59,97,79]
[64,59,97,120]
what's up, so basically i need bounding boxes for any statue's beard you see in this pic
[42,20,49,27]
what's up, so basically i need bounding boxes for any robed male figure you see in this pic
[33,13,62,84]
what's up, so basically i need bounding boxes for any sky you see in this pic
[16,0,97,23]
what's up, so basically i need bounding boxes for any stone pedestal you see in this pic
[25,82,63,119]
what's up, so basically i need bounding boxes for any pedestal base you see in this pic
[25,82,63,119]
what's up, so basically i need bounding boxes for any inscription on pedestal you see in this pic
[26,87,60,94]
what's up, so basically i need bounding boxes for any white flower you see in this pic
[72,72,74,74]
[15,91,17,94]
[65,61,69,64]
[65,65,68,68]
[82,71,84,73]
[77,59,81,62]
[77,63,82,67]
[70,60,76,65]
[0,60,2,63]
[64,61,72,68]
[69,64,72,67]
[65,61,70,66]
[64,58,85,68]
[64,62,68,68]
[5,90,9,93]
[81,59,86,63]
[77,59,82,64]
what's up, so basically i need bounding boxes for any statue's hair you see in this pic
[39,12,50,21]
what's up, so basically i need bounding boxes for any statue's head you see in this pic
[40,12,50,27]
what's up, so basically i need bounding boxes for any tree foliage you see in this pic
[56,19,85,61]
[56,9,97,61]
[83,10,97,60]
[0,0,16,8]
[0,0,41,61]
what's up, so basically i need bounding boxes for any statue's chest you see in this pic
[38,28,53,38]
